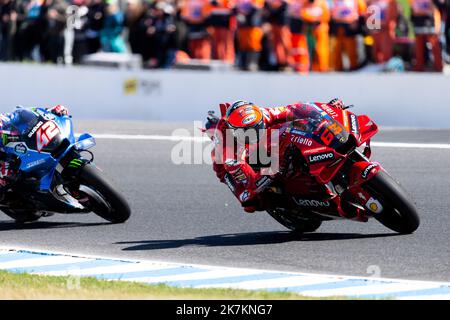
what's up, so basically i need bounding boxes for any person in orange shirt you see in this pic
[366,0,397,63]
[287,0,309,73]
[207,0,235,62]
[300,0,330,71]
[409,0,443,71]
[263,0,291,70]
[329,0,367,71]
[235,0,265,70]
[180,0,212,60]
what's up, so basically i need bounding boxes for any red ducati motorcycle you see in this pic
[205,102,420,234]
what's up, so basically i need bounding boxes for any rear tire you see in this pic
[78,163,131,223]
[267,208,322,233]
[364,170,420,234]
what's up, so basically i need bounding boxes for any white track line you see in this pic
[125,269,264,284]
[197,275,343,290]
[300,283,442,298]
[399,294,450,300]
[40,262,174,276]
[371,142,450,149]
[0,256,90,269]
[85,133,450,149]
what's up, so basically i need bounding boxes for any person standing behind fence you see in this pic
[207,0,235,62]
[100,0,126,53]
[0,0,16,61]
[263,0,290,70]
[410,0,443,71]
[85,0,105,54]
[180,0,212,60]
[300,0,330,71]
[235,0,264,70]
[40,0,67,63]
[366,0,397,63]
[287,0,309,73]
[329,0,367,71]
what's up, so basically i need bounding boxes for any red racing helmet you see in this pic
[225,100,265,144]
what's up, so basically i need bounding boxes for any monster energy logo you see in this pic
[68,159,83,168]
[2,134,19,145]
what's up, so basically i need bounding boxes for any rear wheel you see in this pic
[77,163,131,223]
[267,208,322,234]
[364,170,420,234]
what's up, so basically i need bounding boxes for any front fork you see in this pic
[332,144,384,221]
[56,150,92,196]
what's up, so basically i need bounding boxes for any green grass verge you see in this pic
[0,270,359,300]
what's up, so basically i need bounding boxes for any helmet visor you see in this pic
[232,120,265,145]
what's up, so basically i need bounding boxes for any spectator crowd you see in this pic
[0,0,449,72]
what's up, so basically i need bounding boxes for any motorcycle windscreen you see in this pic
[8,108,40,136]
[9,108,65,153]
[289,105,349,149]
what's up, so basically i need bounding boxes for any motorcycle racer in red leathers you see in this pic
[207,98,345,213]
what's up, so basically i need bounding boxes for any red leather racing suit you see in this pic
[211,102,327,212]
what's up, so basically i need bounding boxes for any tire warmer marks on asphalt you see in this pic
[0,247,449,299]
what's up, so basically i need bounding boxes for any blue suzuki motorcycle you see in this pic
[0,107,131,223]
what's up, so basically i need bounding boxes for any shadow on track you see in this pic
[0,220,110,231]
[116,231,400,251]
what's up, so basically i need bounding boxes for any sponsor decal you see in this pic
[234,172,247,184]
[321,104,339,119]
[27,121,44,138]
[365,197,383,213]
[290,129,308,136]
[242,114,257,125]
[308,152,334,164]
[349,114,359,136]
[362,163,378,179]
[123,78,138,95]
[34,109,56,120]
[224,174,235,193]
[14,143,27,154]
[255,176,271,190]
[67,159,83,169]
[26,158,46,169]
[291,136,313,146]
[293,198,331,207]
[239,190,250,202]
[304,147,327,155]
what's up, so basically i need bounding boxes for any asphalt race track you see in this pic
[0,120,449,282]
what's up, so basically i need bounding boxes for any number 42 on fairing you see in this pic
[36,121,60,152]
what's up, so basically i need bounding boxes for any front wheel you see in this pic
[77,163,131,223]
[364,170,420,234]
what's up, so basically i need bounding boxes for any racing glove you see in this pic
[328,98,345,110]
[50,105,69,116]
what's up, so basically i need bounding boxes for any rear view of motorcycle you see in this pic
[0,107,131,224]
[205,102,420,235]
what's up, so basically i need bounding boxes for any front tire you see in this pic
[364,170,420,234]
[78,163,131,223]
